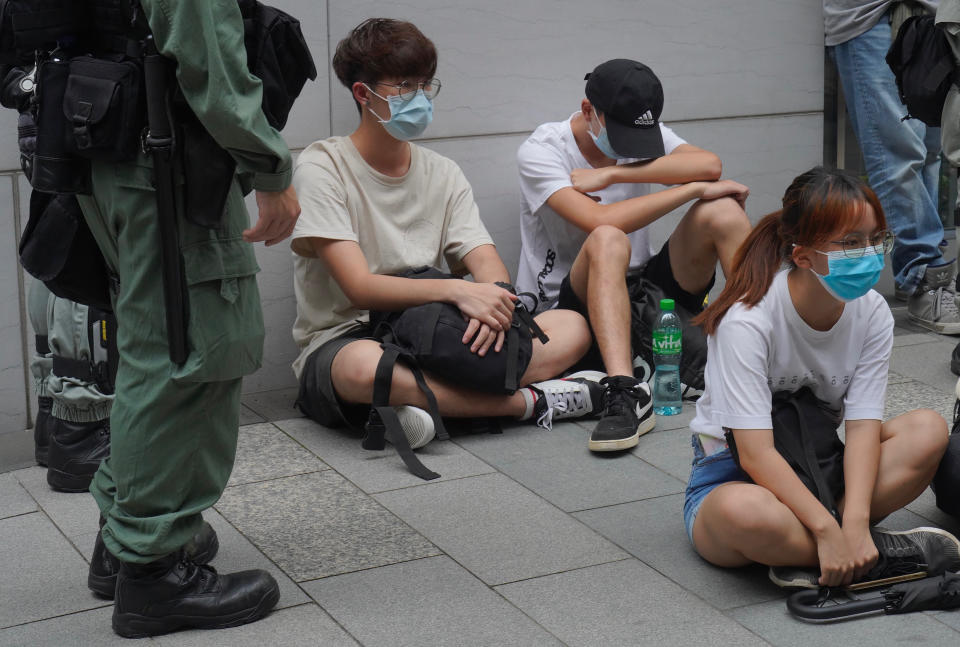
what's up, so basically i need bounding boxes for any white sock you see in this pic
[518,387,537,420]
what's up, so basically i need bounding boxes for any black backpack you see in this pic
[886,14,959,127]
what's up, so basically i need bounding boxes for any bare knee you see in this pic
[689,196,750,239]
[707,486,792,543]
[523,309,592,382]
[908,408,949,459]
[583,225,631,266]
[329,340,381,402]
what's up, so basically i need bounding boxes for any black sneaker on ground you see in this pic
[589,375,655,452]
[46,418,110,492]
[89,520,220,599]
[112,551,279,638]
[768,526,960,590]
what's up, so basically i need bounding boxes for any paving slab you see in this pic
[648,406,696,432]
[0,606,130,646]
[905,488,960,536]
[892,332,941,348]
[728,597,960,646]
[227,422,327,487]
[374,473,628,586]
[630,426,695,485]
[277,417,495,493]
[238,403,265,426]
[889,340,959,394]
[305,556,563,647]
[0,513,108,629]
[215,471,438,582]
[14,466,100,537]
[0,471,36,520]
[496,560,769,647]
[574,493,779,610]
[884,378,955,425]
[241,388,302,422]
[886,369,911,385]
[455,420,683,511]
[153,603,359,647]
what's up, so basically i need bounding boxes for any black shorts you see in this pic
[296,325,377,432]
[557,240,714,371]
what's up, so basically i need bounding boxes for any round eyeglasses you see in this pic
[370,78,442,103]
[826,230,895,258]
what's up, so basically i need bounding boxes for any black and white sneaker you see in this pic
[768,526,960,589]
[588,376,655,452]
[525,372,605,430]
[387,406,436,449]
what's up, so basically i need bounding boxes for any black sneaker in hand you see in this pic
[589,376,655,452]
[867,526,960,580]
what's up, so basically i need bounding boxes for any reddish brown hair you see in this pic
[332,18,437,113]
[694,166,886,335]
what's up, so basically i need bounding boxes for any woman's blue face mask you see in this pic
[810,245,885,302]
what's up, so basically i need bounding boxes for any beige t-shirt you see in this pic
[290,136,494,378]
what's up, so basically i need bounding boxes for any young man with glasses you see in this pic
[515,59,752,453]
[290,19,600,450]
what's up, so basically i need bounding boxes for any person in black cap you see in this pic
[515,58,752,453]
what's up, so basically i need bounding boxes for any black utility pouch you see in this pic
[32,57,90,194]
[63,56,143,162]
[19,190,112,312]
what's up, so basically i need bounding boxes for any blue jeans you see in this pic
[830,15,943,295]
[682,435,750,543]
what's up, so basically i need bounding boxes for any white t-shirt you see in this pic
[515,112,687,312]
[290,137,494,378]
[690,270,894,440]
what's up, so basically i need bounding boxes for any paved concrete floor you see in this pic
[3,305,960,646]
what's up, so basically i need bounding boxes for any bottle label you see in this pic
[652,330,681,354]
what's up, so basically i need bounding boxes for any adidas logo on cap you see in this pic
[634,110,655,127]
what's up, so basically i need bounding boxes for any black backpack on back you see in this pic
[886,14,959,127]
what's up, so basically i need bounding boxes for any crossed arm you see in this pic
[311,238,516,355]
[732,420,882,586]
[549,144,748,235]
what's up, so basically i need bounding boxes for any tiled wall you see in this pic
[0,0,825,464]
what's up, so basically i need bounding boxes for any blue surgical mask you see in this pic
[587,112,625,160]
[810,245,885,302]
[365,85,433,140]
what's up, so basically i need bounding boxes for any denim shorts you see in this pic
[682,434,750,543]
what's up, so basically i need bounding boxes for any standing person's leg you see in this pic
[79,164,278,636]
[831,19,957,332]
[27,280,53,465]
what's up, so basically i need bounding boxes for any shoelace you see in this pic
[868,532,925,579]
[933,286,960,322]
[535,384,587,430]
[603,383,640,418]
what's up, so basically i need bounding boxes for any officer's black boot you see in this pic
[46,418,110,492]
[112,552,280,638]
[34,396,53,466]
[89,519,220,598]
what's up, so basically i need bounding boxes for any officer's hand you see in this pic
[246,184,301,246]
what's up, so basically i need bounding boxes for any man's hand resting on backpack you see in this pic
[449,281,516,355]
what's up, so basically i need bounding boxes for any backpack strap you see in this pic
[361,343,447,480]
[775,395,840,520]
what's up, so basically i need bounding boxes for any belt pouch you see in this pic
[63,56,143,162]
[33,57,90,194]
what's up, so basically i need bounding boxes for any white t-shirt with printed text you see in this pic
[290,137,494,378]
[690,270,894,440]
[515,112,687,312]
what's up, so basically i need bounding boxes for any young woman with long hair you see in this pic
[684,166,958,588]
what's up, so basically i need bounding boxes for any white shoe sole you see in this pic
[391,406,436,450]
[588,412,656,451]
[908,313,960,335]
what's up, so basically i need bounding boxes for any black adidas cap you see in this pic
[584,59,665,159]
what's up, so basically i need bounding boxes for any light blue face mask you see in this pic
[810,244,885,302]
[587,112,626,160]
[365,85,433,141]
